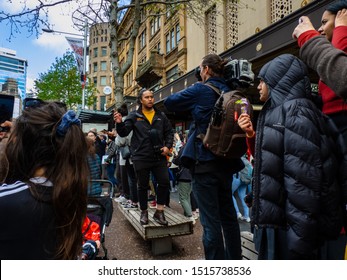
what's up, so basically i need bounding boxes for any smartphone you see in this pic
[0,94,19,123]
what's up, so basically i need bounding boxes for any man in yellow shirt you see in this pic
[114,89,173,225]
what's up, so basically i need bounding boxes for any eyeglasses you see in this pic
[23,98,67,110]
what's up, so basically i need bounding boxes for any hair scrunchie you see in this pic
[56,110,81,137]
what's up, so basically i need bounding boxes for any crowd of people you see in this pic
[0,1,346,261]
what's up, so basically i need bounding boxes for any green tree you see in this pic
[34,51,94,109]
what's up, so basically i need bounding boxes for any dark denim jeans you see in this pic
[192,172,242,260]
[106,163,118,189]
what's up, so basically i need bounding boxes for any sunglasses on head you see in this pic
[23,98,67,110]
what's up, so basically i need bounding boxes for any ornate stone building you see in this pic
[88,0,314,111]
[88,22,112,111]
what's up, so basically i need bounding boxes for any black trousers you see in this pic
[133,160,170,211]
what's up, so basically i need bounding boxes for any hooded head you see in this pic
[258,54,312,107]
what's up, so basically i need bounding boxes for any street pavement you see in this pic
[103,190,252,260]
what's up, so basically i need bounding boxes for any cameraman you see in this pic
[164,54,245,260]
[114,88,173,226]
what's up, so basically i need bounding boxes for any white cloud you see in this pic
[34,32,71,54]
[1,0,86,54]
[34,2,85,54]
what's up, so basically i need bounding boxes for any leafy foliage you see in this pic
[34,51,95,109]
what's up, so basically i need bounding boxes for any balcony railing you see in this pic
[135,50,164,87]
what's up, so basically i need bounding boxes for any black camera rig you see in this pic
[194,58,255,90]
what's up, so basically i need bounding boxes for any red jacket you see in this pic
[298,26,347,115]
[82,216,100,243]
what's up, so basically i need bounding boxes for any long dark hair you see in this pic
[201,53,228,77]
[0,102,89,259]
[327,0,347,14]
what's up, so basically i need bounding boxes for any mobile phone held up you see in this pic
[0,94,19,123]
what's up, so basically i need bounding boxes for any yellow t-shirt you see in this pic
[142,109,155,124]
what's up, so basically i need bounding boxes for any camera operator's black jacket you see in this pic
[116,106,173,163]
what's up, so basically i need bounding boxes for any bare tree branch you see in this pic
[0,0,84,39]
[0,0,254,107]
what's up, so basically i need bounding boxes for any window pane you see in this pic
[166,33,170,53]
[100,76,107,86]
[176,25,180,44]
[101,61,107,71]
[151,20,154,36]
[100,96,106,111]
[166,65,178,83]
[171,29,175,49]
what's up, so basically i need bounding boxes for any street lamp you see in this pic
[42,20,88,108]
[42,28,84,37]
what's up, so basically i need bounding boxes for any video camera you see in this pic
[194,66,202,81]
[194,58,254,89]
[224,58,254,89]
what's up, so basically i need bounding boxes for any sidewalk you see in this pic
[104,191,252,260]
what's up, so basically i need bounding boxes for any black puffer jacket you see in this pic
[116,106,173,162]
[252,54,346,256]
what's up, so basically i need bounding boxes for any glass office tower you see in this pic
[0,47,28,100]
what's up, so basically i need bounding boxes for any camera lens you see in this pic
[0,126,10,133]
[194,66,202,81]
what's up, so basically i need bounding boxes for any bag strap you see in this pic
[195,82,221,137]
[204,82,221,96]
[205,82,244,98]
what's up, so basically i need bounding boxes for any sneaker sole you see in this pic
[122,205,138,210]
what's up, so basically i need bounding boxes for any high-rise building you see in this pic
[0,47,28,100]
[88,22,113,111]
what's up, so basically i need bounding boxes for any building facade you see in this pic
[88,0,315,110]
[88,22,113,111]
[0,47,28,100]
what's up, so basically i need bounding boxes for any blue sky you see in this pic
[0,1,85,92]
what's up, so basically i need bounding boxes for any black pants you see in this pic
[120,160,137,202]
[133,160,170,211]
